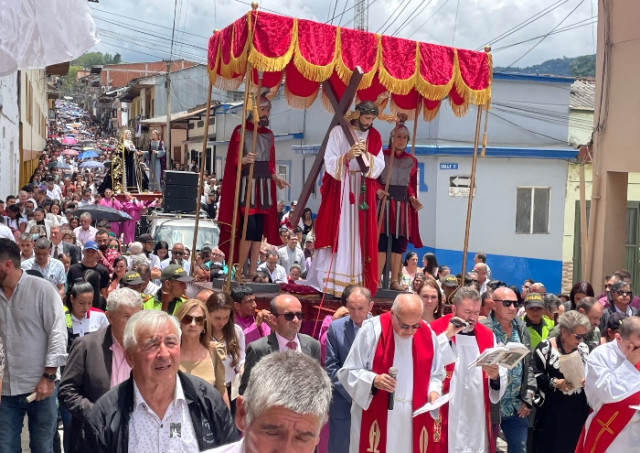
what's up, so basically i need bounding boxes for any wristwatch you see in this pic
[42,373,56,382]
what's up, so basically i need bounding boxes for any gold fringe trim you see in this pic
[450,49,492,107]
[376,41,418,96]
[320,88,334,113]
[248,19,298,73]
[213,75,244,92]
[335,154,344,181]
[449,96,470,118]
[293,22,338,82]
[284,82,319,109]
[423,102,442,122]
[334,29,379,90]
[415,46,454,102]
[218,12,252,80]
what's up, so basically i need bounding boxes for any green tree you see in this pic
[569,55,596,77]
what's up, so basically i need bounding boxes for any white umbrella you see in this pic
[0,0,99,77]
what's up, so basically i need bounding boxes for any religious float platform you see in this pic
[204,279,399,338]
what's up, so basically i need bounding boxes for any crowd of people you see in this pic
[1,101,639,453]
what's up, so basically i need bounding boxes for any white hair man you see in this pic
[338,293,445,453]
[83,310,237,451]
[73,212,97,245]
[205,351,332,453]
[59,287,143,452]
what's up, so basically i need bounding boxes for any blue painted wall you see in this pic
[406,244,564,294]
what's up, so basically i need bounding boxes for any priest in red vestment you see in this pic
[429,286,507,453]
[377,122,423,291]
[218,95,288,280]
[306,101,385,297]
[338,294,445,453]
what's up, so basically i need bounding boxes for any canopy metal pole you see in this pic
[460,105,483,277]
[190,79,214,276]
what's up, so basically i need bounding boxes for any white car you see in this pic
[149,213,219,251]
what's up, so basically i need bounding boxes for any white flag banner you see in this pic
[0,0,99,77]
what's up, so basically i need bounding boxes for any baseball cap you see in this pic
[161,264,194,282]
[83,241,99,251]
[291,200,298,206]
[442,275,459,287]
[122,271,144,286]
[607,312,628,331]
[137,233,154,243]
[524,292,544,309]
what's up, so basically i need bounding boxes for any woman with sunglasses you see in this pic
[531,311,590,453]
[599,280,639,334]
[205,292,245,417]
[175,299,230,409]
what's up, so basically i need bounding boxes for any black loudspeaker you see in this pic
[163,171,199,212]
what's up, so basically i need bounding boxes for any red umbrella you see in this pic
[61,149,78,156]
[61,137,77,145]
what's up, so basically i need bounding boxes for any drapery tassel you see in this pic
[359,182,368,210]
[349,191,356,205]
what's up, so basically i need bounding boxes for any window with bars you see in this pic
[516,187,550,234]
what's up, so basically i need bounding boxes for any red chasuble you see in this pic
[428,314,495,453]
[218,122,279,262]
[359,312,435,453]
[314,126,382,295]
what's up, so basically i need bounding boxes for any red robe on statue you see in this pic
[429,314,496,453]
[313,126,383,296]
[218,122,279,263]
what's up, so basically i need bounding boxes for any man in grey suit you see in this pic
[325,287,374,453]
[59,288,142,453]
[239,294,321,395]
[50,225,81,264]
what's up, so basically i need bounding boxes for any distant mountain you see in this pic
[494,54,595,78]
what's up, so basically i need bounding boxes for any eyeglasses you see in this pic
[495,299,524,308]
[392,312,422,331]
[571,332,587,341]
[181,315,205,326]
[171,250,184,255]
[616,290,632,297]
[274,312,304,321]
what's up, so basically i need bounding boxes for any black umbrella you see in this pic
[46,161,71,170]
[74,205,132,223]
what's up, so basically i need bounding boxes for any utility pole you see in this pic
[354,0,368,31]
[165,60,172,165]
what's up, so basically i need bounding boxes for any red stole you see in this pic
[359,312,434,453]
[575,390,640,453]
[428,314,495,453]
[314,126,382,296]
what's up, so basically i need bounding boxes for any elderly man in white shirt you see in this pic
[257,250,287,283]
[83,310,238,451]
[277,231,305,275]
[73,212,97,246]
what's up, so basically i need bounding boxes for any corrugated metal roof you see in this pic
[570,79,595,110]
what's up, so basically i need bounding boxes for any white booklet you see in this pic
[467,342,530,370]
[413,392,453,417]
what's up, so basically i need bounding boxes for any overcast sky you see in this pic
[88,0,597,69]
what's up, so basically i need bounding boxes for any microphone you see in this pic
[388,367,398,410]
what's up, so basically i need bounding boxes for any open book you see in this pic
[468,342,530,370]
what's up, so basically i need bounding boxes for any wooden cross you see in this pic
[290,67,364,227]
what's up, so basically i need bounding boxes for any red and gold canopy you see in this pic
[208,10,492,120]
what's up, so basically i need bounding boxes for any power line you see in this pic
[169,0,179,61]
[504,0,586,69]
[389,0,435,36]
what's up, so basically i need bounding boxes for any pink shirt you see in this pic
[234,315,271,349]
[110,334,131,388]
[275,331,300,352]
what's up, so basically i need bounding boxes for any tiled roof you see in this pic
[570,78,595,110]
